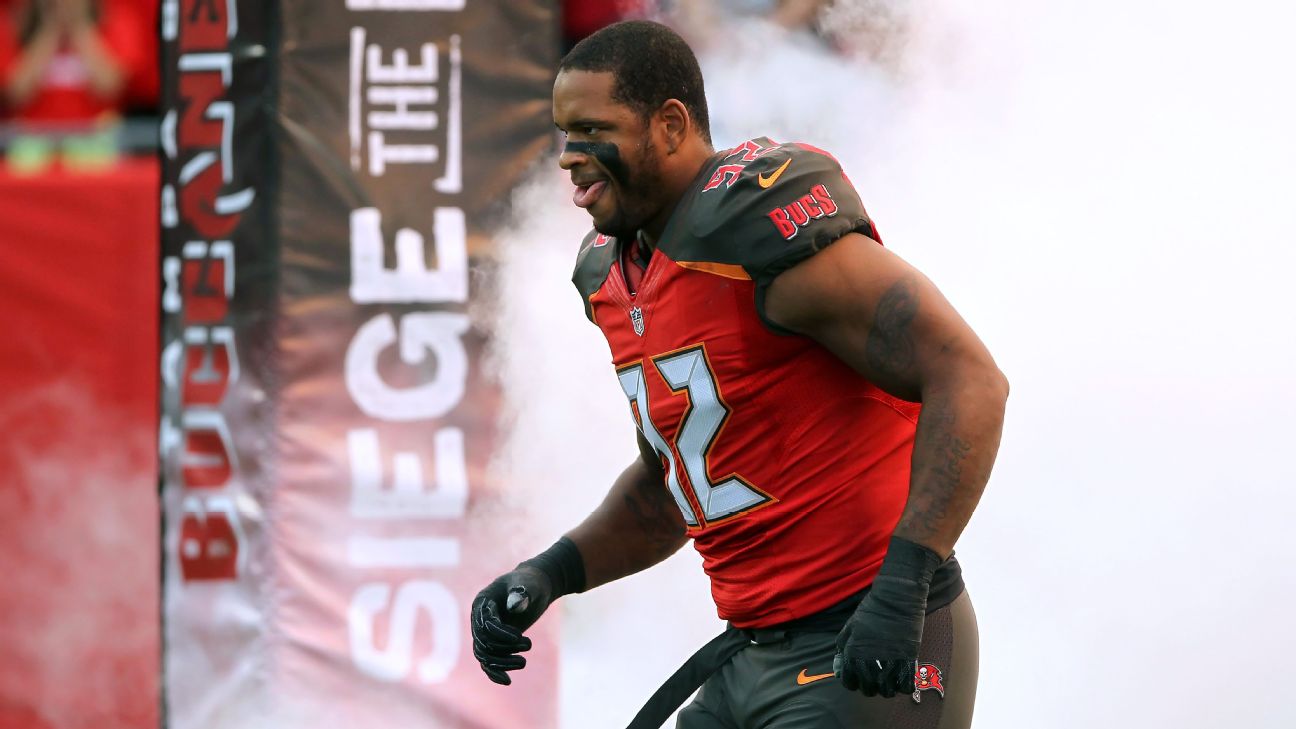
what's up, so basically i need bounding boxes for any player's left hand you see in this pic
[834,537,943,698]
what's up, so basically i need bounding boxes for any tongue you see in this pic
[573,180,607,208]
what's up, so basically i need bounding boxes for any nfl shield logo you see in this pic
[629,306,645,336]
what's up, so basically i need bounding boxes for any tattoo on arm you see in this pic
[623,474,685,559]
[864,278,919,382]
[896,401,972,544]
[860,274,1003,553]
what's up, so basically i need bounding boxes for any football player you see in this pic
[472,20,1007,729]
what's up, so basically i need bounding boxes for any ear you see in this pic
[655,99,690,154]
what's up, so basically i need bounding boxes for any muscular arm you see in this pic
[5,26,59,108]
[68,23,125,100]
[565,432,688,589]
[765,232,1008,557]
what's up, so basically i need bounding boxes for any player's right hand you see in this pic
[470,566,554,685]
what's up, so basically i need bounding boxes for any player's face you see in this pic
[553,70,668,240]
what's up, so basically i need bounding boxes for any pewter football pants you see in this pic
[675,591,978,729]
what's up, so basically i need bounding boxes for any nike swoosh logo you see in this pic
[757,158,792,188]
[795,669,835,685]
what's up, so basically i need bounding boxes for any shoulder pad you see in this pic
[690,140,877,285]
[571,229,617,322]
[670,140,880,333]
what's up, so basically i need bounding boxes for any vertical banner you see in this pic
[272,0,558,725]
[160,0,275,726]
[162,1,560,727]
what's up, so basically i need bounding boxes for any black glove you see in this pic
[834,537,943,698]
[471,536,585,685]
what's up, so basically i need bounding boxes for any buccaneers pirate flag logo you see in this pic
[913,662,945,704]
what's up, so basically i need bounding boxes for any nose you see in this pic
[558,146,587,170]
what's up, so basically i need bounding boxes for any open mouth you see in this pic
[573,180,608,209]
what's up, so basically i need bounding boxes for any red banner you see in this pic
[0,160,160,729]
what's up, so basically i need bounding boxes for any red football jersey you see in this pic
[572,139,920,627]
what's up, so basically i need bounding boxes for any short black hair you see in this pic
[559,21,712,144]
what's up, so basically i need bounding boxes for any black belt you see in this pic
[624,625,751,729]
[624,556,964,729]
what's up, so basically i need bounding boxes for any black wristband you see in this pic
[519,536,587,597]
[877,537,943,586]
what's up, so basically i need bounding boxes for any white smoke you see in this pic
[0,382,159,727]
[491,1,1296,727]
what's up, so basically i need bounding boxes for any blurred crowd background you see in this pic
[564,0,907,63]
[0,0,903,173]
[0,0,157,172]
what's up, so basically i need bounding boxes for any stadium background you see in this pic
[1,1,1294,728]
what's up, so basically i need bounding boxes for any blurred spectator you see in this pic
[563,0,651,52]
[669,0,832,49]
[815,0,912,68]
[745,0,829,31]
[0,0,146,125]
